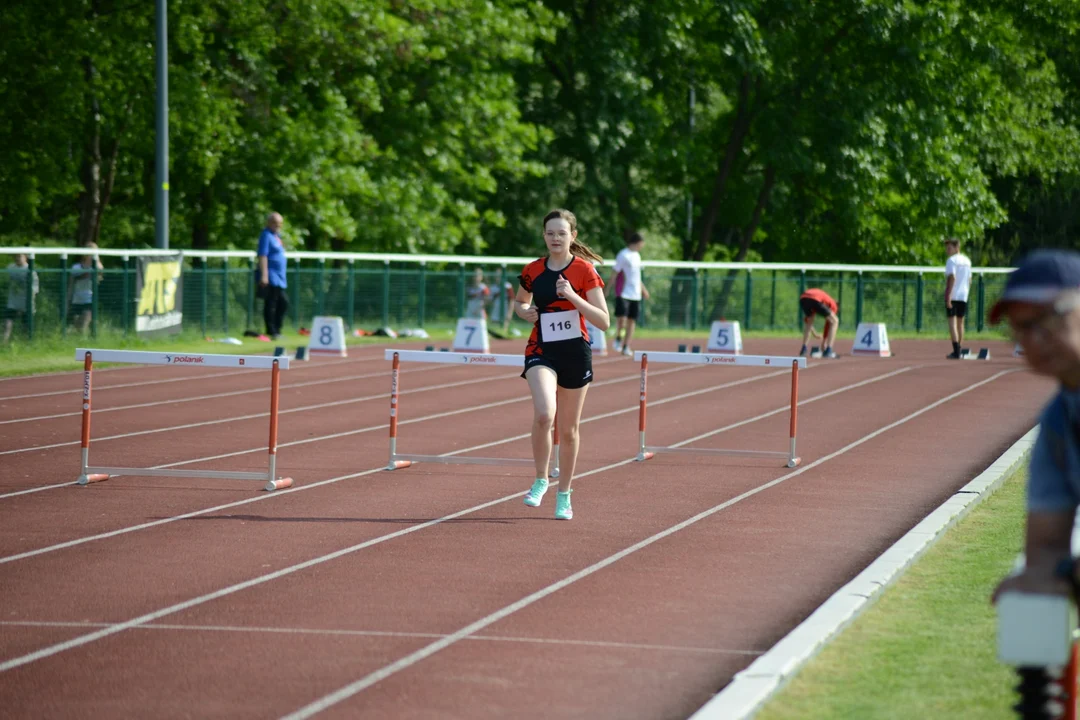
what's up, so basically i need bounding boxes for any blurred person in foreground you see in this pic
[991,249,1080,604]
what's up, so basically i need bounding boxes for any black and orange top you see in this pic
[519,256,604,354]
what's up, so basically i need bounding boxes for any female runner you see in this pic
[514,209,609,520]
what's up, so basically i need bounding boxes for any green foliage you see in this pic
[0,0,1077,266]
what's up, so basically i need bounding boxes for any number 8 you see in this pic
[320,326,333,345]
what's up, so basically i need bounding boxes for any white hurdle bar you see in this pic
[384,349,559,477]
[633,351,807,468]
[74,348,294,491]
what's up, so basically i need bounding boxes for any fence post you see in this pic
[855,271,864,326]
[837,273,844,330]
[916,272,924,332]
[769,269,777,329]
[290,258,300,327]
[200,255,208,337]
[246,256,255,331]
[798,269,806,328]
[90,262,98,338]
[640,268,647,328]
[457,263,465,319]
[977,273,985,332]
[382,260,391,328]
[121,255,130,335]
[60,254,68,336]
[690,269,699,331]
[317,258,326,317]
[743,269,752,330]
[701,269,709,322]
[221,258,230,333]
[497,265,507,325]
[902,276,908,328]
[418,261,427,327]
[346,259,355,330]
[26,254,35,340]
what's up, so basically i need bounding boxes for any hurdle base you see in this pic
[635,451,655,462]
[264,477,294,491]
[77,473,111,485]
[387,459,414,471]
[550,468,561,479]
[786,457,802,468]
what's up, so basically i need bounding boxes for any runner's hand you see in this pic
[556,275,578,301]
[992,571,1071,604]
[518,304,538,323]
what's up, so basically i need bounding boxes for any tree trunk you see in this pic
[692,73,754,261]
[709,165,777,321]
[76,57,102,247]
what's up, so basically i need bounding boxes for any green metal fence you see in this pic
[0,248,1013,342]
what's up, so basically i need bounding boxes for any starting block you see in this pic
[960,348,991,361]
[677,344,687,353]
[275,346,309,361]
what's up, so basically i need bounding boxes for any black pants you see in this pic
[263,285,288,337]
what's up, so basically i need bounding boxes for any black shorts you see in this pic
[70,303,92,314]
[615,297,640,321]
[522,339,593,389]
[3,307,26,321]
[946,301,968,318]
[799,297,832,319]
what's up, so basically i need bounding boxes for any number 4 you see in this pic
[861,329,874,346]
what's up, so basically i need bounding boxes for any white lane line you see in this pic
[0,373,518,457]
[0,358,636,493]
[0,354,630,456]
[148,363,700,469]
[280,369,1016,719]
[0,367,691,524]
[0,366,445,426]
[0,365,936,672]
[0,362,889,561]
[0,621,758,656]
[0,351,386,401]
[670,366,915,448]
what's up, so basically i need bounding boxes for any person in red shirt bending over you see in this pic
[799,288,840,359]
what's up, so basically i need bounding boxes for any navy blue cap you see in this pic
[989,249,1080,323]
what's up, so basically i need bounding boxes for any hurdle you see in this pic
[75,349,294,491]
[633,351,807,468]
[384,349,559,477]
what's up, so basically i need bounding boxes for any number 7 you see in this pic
[465,327,476,345]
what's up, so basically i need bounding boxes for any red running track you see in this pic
[0,337,1052,719]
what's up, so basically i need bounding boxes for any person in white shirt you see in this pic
[610,232,649,356]
[944,237,973,359]
[4,254,39,344]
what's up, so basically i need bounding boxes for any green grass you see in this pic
[0,319,1008,378]
[0,327,439,378]
[756,466,1027,720]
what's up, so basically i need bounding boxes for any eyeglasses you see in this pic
[1009,311,1066,343]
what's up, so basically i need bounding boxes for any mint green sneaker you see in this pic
[554,490,573,520]
[524,478,549,507]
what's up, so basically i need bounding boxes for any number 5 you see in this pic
[717,328,729,346]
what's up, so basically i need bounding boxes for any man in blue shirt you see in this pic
[992,250,1080,603]
[257,212,288,339]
